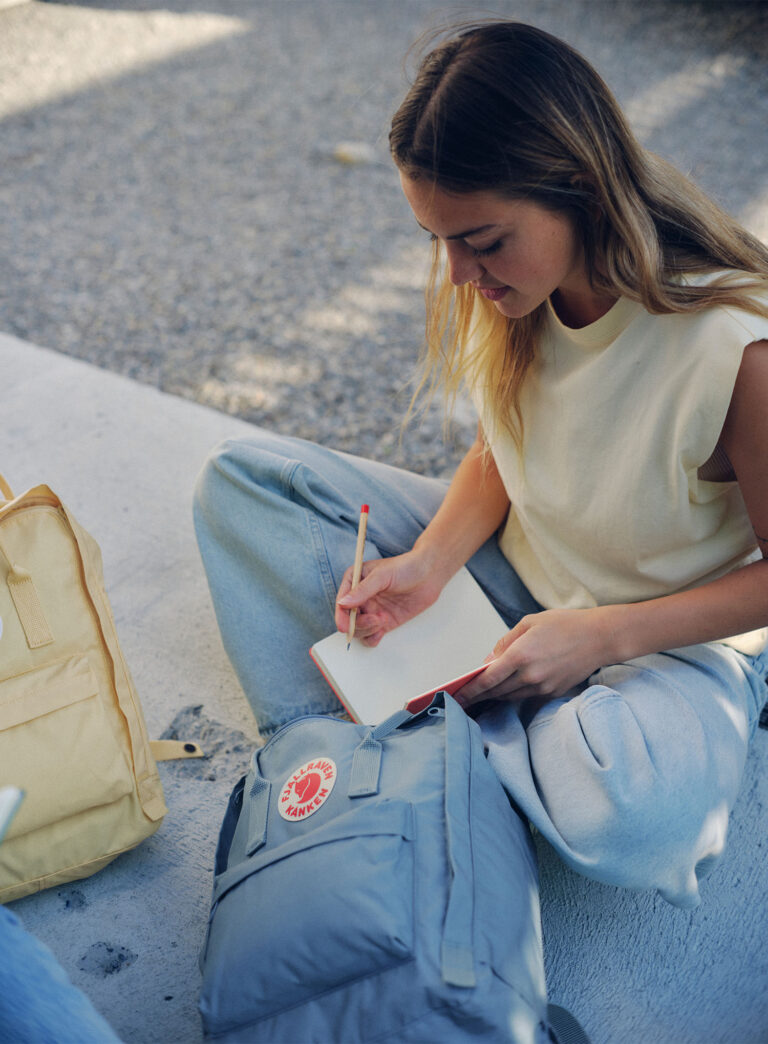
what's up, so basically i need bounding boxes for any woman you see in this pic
[195,21,768,910]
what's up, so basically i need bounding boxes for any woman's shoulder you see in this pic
[665,267,768,343]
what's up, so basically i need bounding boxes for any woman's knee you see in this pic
[194,438,249,542]
[196,433,294,499]
[527,681,738,899]
[530,688,666,844]
[194,432,302,536]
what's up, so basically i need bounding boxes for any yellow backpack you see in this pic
[0,473,200,902]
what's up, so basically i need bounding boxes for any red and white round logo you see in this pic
[278,757,337,821]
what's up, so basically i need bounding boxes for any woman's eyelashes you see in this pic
[472,240,503,258]
[426,232,503,258]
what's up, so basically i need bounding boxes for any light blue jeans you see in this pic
[194,430,767,908]
[0,905,121,1043]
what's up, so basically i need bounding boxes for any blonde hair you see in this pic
[390,21,768,446]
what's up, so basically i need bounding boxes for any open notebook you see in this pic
[309,567,508,724]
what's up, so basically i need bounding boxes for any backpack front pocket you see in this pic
[201,799,415,1034]
[0,655,134,839]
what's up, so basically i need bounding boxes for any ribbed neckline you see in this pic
[545,294,642,349]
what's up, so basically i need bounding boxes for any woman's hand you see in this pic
[335,549,450,647]
[454,607,615,708]
[334,427,511,648]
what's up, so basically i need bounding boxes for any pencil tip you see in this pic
[346,642,351,651]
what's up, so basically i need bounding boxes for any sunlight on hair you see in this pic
[740,187,768,242]
[304,244,477,430]
[0,9,250,119]
[624,55,747,140]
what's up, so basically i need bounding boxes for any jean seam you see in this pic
[306,508,341,620]
[276,457,338,616]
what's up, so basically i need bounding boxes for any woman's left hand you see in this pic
[454,607,615,709]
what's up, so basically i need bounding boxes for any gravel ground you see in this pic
[1,0,767,477]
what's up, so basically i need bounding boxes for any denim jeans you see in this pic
[0,905,121,1043]
[194,429,767,908]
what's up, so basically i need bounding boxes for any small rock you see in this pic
[332,142,378,166]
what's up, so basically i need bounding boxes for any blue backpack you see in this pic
[199,693,582,1042]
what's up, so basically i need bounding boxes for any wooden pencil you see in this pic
[346,504,369,649]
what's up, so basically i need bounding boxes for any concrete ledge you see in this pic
[1,331,260,1043]
[2,332,767,1043]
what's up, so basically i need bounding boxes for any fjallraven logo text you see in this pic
[278,758,337,821]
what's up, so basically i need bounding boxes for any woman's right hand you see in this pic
[335,548,449,647]
[334,427,510,647]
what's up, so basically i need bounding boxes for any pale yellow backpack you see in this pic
[0,473,201,902]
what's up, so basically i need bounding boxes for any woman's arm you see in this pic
[335,427,510,645]
[411,427,511,586]
[457,339,768,707]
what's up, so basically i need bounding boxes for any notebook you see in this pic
[309,567,508,724]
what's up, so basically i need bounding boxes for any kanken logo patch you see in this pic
[278,758,336,821]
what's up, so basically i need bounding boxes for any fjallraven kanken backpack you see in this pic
[200,694,560,1042]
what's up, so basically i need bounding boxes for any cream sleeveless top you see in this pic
[474,277,768,654]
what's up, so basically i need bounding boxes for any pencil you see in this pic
[346,504,369,650]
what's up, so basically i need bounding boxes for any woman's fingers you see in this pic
[455,657,511,704]
[359,627,386,647]
[334,550,448,642]
[337,560,390,608]
[334,561,387,630]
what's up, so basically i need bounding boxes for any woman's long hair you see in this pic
[390,21,768,445]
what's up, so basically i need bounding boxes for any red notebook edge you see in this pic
[404,662,490,714]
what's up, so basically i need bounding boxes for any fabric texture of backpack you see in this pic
[0,473,200,903]
[199,691,555,1043]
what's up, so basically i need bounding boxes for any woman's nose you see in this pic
[445,243,484,286]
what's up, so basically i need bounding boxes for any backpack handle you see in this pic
[440,693,478,988]
[0,535,54,649]
[0,474,13,502]
[347,706,414,798]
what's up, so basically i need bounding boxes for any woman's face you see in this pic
[400,174,603,325]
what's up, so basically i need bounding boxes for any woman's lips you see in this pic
[477,286,509,301]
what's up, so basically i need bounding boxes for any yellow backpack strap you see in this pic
[150,739,205,761]
[0,474,13,502]
[0,536,54,649]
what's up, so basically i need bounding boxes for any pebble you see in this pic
[332,141,380,166]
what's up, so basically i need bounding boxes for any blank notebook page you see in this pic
[310,568,508,724]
